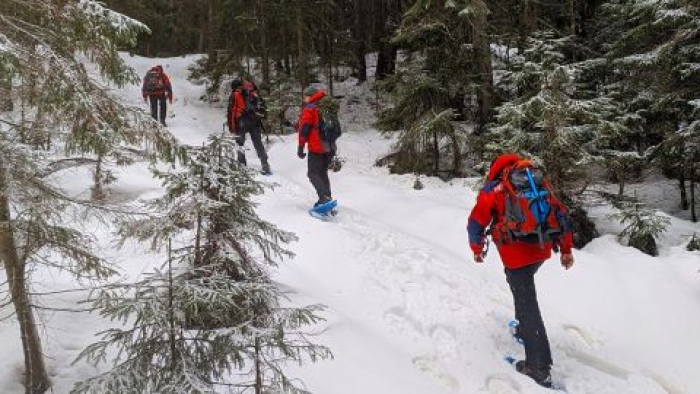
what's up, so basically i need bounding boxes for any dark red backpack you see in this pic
[144,70,164,94]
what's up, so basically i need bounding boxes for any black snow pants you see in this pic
[307,152,332,202]
[149,94,167,125]
[505,262,553,373]
[235,116,268,166]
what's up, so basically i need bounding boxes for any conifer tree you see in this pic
[488,32,612,246]
[74,135,331,394]
[376,0,490,176]
[597,0,700,213]
[0,1,179,392]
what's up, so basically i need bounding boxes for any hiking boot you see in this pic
[161,120,167,127]
[236,151,247,166]
[261,161,271,175]
[515,361,552,388]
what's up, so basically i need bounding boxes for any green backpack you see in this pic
[317,96,342,143]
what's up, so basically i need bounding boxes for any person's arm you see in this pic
[467,187,496,262]
[552,197,575,269]
[298,105,315,147]
[164,75,173,103]
[142,76,147,100]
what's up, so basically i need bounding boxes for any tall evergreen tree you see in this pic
[488,32,611,246]
[376,0,493,176]
[597,0,700,213]
[0,1,179,392]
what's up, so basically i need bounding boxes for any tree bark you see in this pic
[254,337,263,394]
[680,169,689,210]
[0,79,12,112]
[471,0,494,133]
[691,177,696,223]
[0,159,50,394]
[296,1,309,89]
[352,0,367,83]
[257,0,271,89]
[567,0,577,36]
[690,161,697,223]
[519,0,537,48]
[207,0,216,56]
[91,154,105,201]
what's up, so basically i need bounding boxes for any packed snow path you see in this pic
[1,55,698,394]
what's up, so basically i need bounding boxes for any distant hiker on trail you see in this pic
[227,76,270,175]
[467,154,575,389]
[297,86,338,213]
[142,65,172,126]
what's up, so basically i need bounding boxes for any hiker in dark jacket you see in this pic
[227,77,270,174]
[142,65,172,126]
[467,154,575,388]
[297,86,333,206]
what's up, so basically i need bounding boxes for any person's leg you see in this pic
[159,95,167,125]
[505,263,552,374]
[149,96,158,120]
[248,122,269,171]
[308,153,329,203]
[235,118,249,165]
[321,153,332,199]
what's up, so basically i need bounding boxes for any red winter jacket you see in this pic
[467,154,574,269]
[297,91,329,154]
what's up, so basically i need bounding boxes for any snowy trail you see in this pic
[1,54,699,394]
[255,132,699,394]
[88,55,700,394]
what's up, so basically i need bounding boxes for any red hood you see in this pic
[488,154,521,181]
[309,91,326,103]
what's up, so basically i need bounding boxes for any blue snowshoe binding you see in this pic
[309,200,338,220]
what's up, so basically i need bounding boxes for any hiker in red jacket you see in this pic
[142,65,172,126]
[467,154,575,388]
[227,77,270,174]
[297,86,333,206]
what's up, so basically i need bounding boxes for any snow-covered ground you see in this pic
[1,54,699,394]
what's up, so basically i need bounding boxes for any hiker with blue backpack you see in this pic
[142,65,172,126]
[297,86,342,215]
[467,154,575,388]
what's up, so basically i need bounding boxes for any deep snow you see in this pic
[0,54,699,394]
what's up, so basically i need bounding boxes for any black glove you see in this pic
[297,146,306,159]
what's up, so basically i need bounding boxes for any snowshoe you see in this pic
[309,200,338,220]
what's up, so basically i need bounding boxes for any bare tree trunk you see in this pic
[295,1,309,89]
[0,79,12,112]
[471,0,494,133]
[0,160,50,394]
[680,170,689,210]
[91,154,105,201]
[207,0,216,55]
[519,0,538,48]
[568,0,577,36]
[254,337,263,394]
[258,0,271,89]
[352,0,367,83]
[690,161,697,222]
[374,0,397,80]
